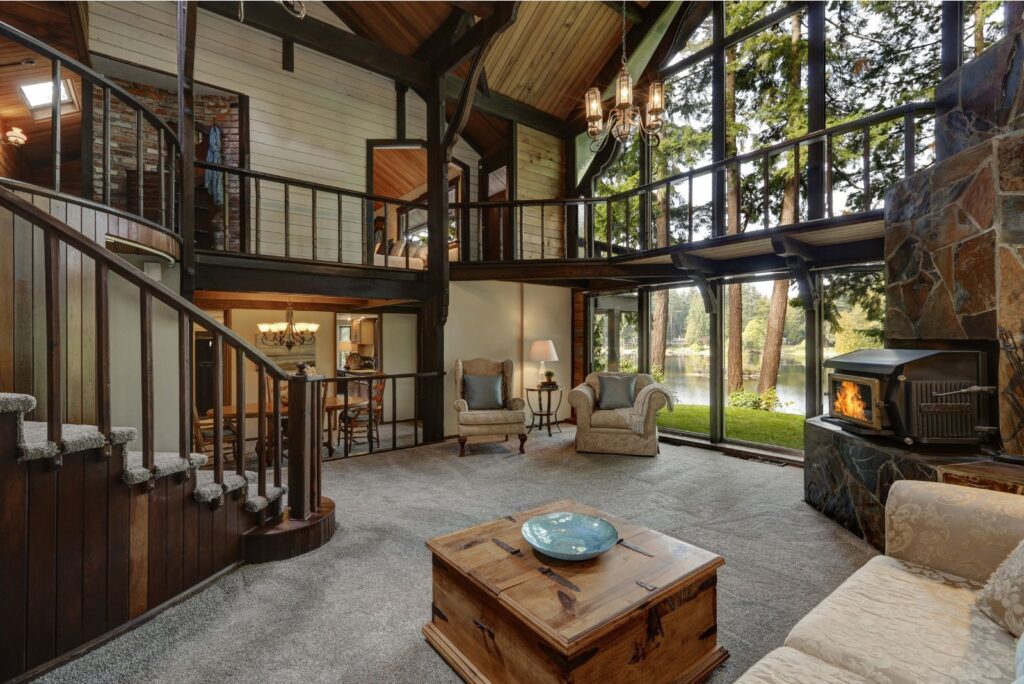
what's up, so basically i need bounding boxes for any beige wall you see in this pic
[444,281,573,436]
[381,313,417,422]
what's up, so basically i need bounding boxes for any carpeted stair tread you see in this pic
[244,483,287,513]
[18,421,138,462]
[0,393,36,414]
[192,469,256,502]
[122,451,207,486]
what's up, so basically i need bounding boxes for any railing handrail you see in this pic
[0,185,288,379]
[196,160,427,208]
[0,21,180,148]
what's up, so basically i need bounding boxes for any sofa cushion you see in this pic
[591,408,633,429]
[464,374,503,410]
[978,538,1024,636]
[785,555,1016,684]
[735,646,871,684]
[598,374,636,409]
[458,409,525,426]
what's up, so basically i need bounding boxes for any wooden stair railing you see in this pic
[0,185,322,514]
[0,21,181,233]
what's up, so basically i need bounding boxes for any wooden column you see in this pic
[804,272,824,418]
[286,368,322,521]
[177,0,197,295]
[806,1,826,221]
[707,281,724,443]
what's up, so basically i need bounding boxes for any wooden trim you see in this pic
[243,497,337,563]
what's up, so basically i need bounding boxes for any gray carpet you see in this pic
[41,428,876,683]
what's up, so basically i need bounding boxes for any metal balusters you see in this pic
[212,331,224,485]
[136,110,144,217]
[337,194,343,263]
[254,177,261,254]
[51,60,60,191]
[257,366,267,498]
[234,348,245,477]
[169,146,176,234]
[862,126,871,209]
[342,379,349,458]
[284,183,290,258]
[44,232,62,443]
[762,152,770,231]
[311,189,318,261]
[904,111,916,176]
[272,376,282,488]
[102,88,111,205]
[563,203,569,258]
[96,262,110,447]
[793,145,800,218]
[178,311,191,466]
[826,134,834,217]
[662,183,671,247]
[158,128,166,227]
[140,289,154,472]
[518,205,524,259]
[687,175,693,242]
[605,199,611,260]
[391,379,397,453]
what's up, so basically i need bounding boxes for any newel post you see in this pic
[287,364,323,521]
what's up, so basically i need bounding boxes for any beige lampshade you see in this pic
[528,340,558,363]
[338,340,355,353]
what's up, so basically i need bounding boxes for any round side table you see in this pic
[526,386,563,436]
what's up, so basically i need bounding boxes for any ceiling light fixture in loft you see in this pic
[257,306,318,350]
[237,0,306,22]
[583,1,665,152]
[4,127,26,146]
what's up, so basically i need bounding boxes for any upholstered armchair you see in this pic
[569,372,673,456]
[454,358,527,457]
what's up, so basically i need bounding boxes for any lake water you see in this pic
[660,347,807,415]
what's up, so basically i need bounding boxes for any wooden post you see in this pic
[287,367,322,520]
[177,0,197,294]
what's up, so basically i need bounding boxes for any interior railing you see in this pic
[195,161,429,271]
[0,22,181,235]
[0,185,327,518]
[452,102,936,263]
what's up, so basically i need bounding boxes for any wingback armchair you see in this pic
[454,358,527,457]
[569,372,673,456]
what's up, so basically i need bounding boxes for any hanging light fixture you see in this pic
[584,1,666,152]
[257,306,318,350]
[4,127,26,146]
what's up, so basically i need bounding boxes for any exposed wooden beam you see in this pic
[413,8,469,62]
[448,1,496,19]
[68,1,92,67]
[602,0,645,25]
[199,1,431,90]
[434,2,518,74]
[442,35,497,158]
[178,0,197,295]
[445,75,563,135]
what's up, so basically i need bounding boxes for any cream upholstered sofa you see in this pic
[568,372,672,456]
[737,480,1024,683]
[453,358,526,457]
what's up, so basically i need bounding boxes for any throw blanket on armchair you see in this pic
[629,383,674,435]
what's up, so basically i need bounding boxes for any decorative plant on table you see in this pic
[543,369,556,385]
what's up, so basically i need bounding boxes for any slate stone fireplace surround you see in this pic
[806,24,1024,547]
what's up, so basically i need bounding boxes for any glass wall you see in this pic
[649,286,711,435]
[722,278,806,450]
[589,292,639,373]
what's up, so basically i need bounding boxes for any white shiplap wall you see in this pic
[88,1,478,260]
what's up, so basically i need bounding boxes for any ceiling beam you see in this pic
[413,8,469,62]
[602,1,645,25]
[443,35,497,158]
[198,1,431,90]
[434,2,518,74]
[445,75,563,135]
[448,2,497,19]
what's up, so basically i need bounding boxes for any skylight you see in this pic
[20,80,72,109]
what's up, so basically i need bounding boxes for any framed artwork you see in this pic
[254,337,317,372]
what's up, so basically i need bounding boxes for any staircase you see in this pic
[0,185,331,682]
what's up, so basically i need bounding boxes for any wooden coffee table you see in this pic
[423,499,728,684]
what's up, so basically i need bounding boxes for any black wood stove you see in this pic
[823,349,996,446]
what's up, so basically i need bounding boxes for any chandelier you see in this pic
[583,1,666,152]
[257,306,318,350]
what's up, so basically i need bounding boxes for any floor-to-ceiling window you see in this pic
[589,292,639,373]
[649,285,711,436]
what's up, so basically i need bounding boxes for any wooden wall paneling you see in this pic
[128,485,149,619]
[0,208,12,392]
[147,477,168,609]
[225,490,239,562]
[13,206,33,397]
[0,414,27,680]
[166,471,185,598]
[82,446,109,642]
[31,203,47,421]
[55,450,85,654]
[25,460,57,669]
[198,502,213,580]
[516,126,566,259]
[81,207,98,424]
[183,473,199,587]
[212,499,226,571]
[66,203,83,424]
[106,445,130,628]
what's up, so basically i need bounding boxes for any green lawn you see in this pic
[657,404,805,450]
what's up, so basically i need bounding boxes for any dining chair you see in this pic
[342,378,386,453]
[192,401,236,461]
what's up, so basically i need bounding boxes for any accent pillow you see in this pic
[390,238,406,257]
[598,375,636,410]
[463,374,503,410]
[978,537,1024,637]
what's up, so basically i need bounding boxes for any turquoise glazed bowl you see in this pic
[520,511,618,561]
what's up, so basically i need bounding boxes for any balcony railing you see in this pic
[452,102,936,263]
[194,161,431,271]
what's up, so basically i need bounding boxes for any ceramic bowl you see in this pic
[520,511,618,561]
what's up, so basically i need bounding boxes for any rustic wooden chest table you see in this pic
[423,500,728,684]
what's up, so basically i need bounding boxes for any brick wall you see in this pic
[90,79,241,248]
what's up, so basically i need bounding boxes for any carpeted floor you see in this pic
[42,428,876,684]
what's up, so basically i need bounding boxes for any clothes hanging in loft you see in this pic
[204,124,224,207]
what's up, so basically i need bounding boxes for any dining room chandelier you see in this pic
[583,1,666,152]
[257,306,318,350]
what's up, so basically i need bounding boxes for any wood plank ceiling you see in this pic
[372,147,464,200]
[327,1,640,152]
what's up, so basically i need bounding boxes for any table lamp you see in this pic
[528,339,558,386]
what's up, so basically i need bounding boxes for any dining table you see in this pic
[208,394,369,457]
